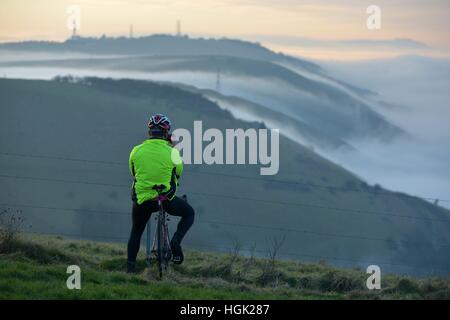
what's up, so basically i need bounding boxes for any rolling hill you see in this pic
[0,35,321,73]
[1,77,449,275]
[0,35,404,151]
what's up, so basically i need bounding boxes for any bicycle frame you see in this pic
[150,194,172,278]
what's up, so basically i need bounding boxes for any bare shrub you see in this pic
[257,235,286,286]
[0,208,24,253]
[244,242,257,268]
[223,238,242,282]
[318,270,364,293]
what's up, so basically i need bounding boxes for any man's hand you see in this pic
[167,133,175,146]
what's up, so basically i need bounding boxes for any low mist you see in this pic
[319,56,450,207]
[1,51,449,208]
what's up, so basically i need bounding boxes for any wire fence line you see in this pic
[3,201,450,248]
[1,151,449,203]
[1,173,450,223]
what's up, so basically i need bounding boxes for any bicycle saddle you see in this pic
[152,184,166,193]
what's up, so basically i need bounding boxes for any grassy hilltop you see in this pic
[1,234,449,300]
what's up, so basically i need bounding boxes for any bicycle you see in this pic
[149,184,172,279]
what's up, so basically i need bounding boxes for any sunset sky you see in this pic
[1,0,449,60]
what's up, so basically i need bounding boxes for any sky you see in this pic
[0,0,449,59]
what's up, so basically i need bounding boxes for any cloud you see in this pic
[246,35,429,50]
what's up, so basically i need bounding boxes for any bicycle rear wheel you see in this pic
[157,211,164,279]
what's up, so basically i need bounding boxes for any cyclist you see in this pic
[127,114,195,274]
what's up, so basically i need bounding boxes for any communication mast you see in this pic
[72,19,77,39]
[176,20,181,37]
[216,68,221,93]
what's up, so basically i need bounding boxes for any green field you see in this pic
[1,234,449,300]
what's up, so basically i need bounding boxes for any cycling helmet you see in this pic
[147,114,171,131]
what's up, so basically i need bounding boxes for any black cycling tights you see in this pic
[127,196,195,263]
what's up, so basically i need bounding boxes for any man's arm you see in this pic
[171,147,183,178]
[129,146,137,177]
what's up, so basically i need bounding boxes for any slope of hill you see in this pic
[0,54,404,149]
[174,83,354,150]
[0,35,405,150]
[1,77,449,276]
[1,234,449,300]
[0,35,321,73]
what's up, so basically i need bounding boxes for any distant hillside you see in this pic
[1,77,449,276]
[0,54,404,149]
[174,83,355,150]
[0,34,382,99]
[0,34,321,73]
[1,235,450,299]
